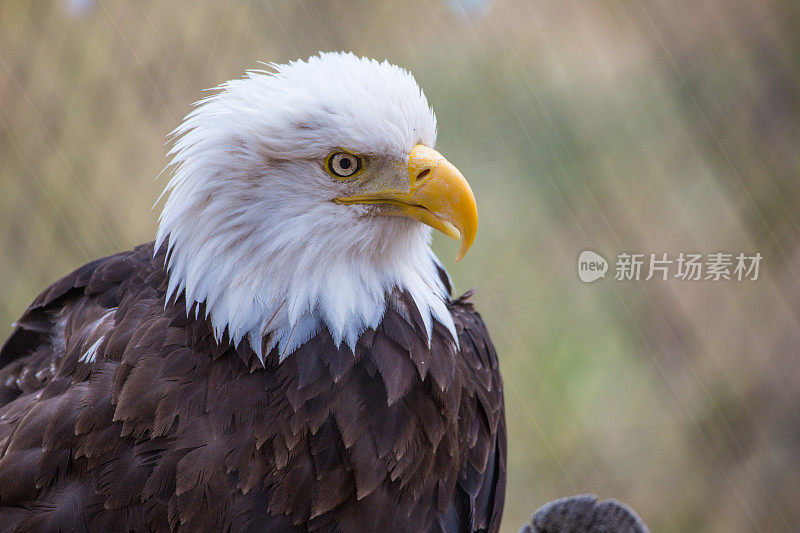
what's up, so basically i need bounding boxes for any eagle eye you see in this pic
[326,151,363,178]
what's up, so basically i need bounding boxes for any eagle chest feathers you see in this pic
[0,53,506,532]
[0,244,505,531]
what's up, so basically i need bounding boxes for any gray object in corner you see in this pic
[520,494,649,533]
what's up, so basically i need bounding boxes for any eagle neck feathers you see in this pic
[157,232,458,363]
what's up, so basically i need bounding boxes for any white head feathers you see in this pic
[156,52,457,362]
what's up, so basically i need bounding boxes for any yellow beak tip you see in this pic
[454,231,475,262]
[438,220,474,262]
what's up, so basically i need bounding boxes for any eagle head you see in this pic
[156,52,477,361]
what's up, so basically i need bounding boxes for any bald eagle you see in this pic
[0,53,505,532]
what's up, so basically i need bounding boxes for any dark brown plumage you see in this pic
[0,242,505,531]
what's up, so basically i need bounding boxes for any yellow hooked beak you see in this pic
[334,145,478,261]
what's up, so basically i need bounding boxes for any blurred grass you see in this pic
[2,0,800,531]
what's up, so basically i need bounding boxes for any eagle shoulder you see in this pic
[0,243,159,399]
[0,243,168,530]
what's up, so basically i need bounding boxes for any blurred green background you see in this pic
[2,0,800,531]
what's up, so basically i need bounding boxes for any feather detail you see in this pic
[0,242,504,531]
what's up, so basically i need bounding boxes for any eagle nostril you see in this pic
[415,168,431,183]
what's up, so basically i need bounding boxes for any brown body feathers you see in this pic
[0,243,505,532]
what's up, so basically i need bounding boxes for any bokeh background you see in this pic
[2,0,800,530]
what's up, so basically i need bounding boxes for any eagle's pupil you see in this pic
[339,157,351,169]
